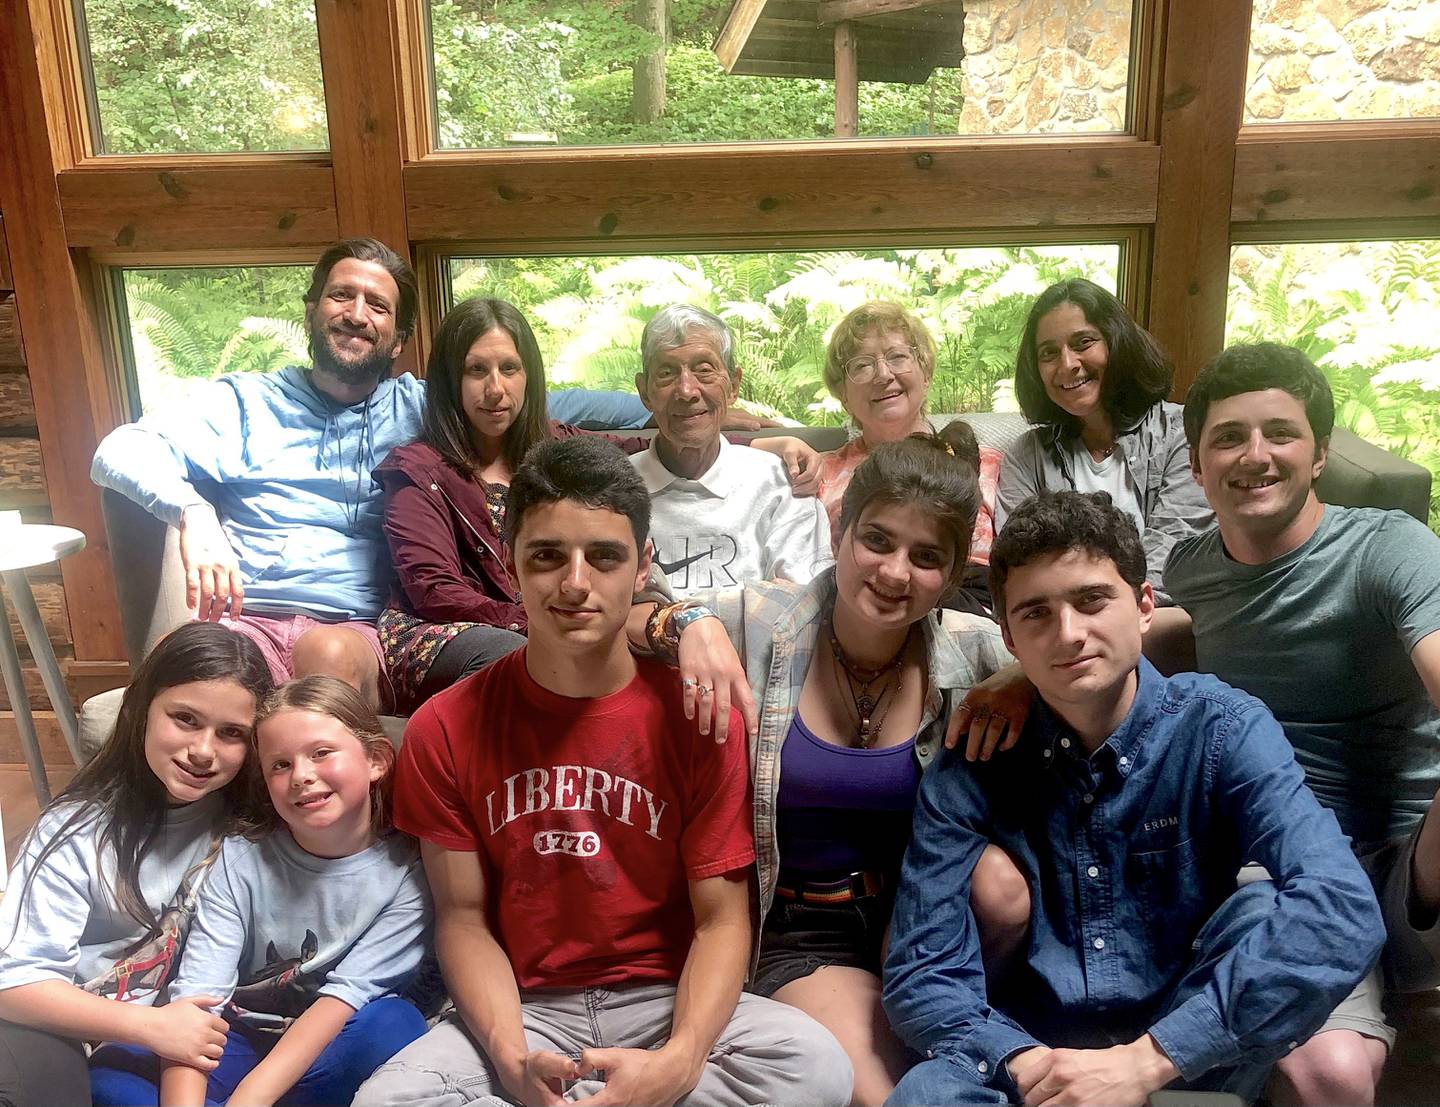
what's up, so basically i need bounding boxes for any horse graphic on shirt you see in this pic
[82,835,223,1005]
[230,928,322,1022]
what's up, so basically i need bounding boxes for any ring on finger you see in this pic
[697,684,713,696]
[682,677,698,688]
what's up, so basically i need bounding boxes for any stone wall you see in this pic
[1246,0,1440,122]
[959,0,1132,134]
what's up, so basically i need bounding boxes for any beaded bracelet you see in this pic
[644,600,716,665]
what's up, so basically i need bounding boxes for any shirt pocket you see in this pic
[1126,838,1207,973]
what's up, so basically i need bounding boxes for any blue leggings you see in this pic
[90,996,427,1107]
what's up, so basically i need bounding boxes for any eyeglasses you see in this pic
[844,346,918,384]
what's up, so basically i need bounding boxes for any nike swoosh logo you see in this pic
[655,548,716,574]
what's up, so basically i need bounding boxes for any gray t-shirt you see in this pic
[169,829,431,1034]
[0,795,224,1005]
[1166,505,1440,844]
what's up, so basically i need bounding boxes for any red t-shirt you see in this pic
[393,649,755,990]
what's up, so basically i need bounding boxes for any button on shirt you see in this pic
[882,659,1383,1089]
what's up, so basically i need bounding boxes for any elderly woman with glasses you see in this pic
[816,302,1002,615]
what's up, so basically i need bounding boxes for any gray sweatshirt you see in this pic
[168,829,431,1033]
[0,795,225,1006]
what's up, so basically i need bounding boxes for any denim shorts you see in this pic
[751,889,895,998]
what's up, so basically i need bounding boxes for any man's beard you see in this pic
[308,324,394,389]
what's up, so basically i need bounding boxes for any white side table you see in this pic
[0,524,86,803]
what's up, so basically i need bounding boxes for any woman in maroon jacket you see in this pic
[375,298,652,712]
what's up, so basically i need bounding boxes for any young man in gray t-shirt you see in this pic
[1164,342,1440,1107]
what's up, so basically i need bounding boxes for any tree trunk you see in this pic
[632,0,668,123]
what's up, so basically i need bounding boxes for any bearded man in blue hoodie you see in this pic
[92,239,675,708]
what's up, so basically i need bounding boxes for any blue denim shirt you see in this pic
[883,659,1383,1089]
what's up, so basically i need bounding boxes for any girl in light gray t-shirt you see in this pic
[0,623,274,1107]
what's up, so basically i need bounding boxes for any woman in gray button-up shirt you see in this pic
[697,435,1014,1106]
[997,279,1212,604]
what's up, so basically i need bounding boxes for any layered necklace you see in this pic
[827,620,911,749]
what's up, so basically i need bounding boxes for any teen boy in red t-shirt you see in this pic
[356,436,852,1107]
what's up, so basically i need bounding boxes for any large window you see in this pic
[74,0,328,154]
[1244,0,1440,124]
[446,243,1121,421]
[1227,238,1440,530]
[428,0,1135,149]
[116,266,311,412]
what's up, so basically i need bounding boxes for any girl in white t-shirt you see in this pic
[0,622,274,1107]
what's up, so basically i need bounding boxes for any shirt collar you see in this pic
[1032,655,1163,778]
[635,435,734,498]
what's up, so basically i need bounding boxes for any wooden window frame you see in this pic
[4,0,1439,668]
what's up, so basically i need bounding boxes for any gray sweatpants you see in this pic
[354,981,854,1107]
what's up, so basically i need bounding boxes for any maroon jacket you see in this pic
[375,425,647,631]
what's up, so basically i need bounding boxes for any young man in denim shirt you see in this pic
[882,490,1383,1106]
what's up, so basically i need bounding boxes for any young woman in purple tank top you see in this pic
[696,433,1023,1105]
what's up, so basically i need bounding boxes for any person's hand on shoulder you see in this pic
[720,410,783,432]
[948,662,1035,761]
[179,504,244,621]
[748,435,821,496]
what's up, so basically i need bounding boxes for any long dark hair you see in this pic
[1014,278,1173,435]
[422,297,552,475]
[10,623,273,931]
[254,676,396,838]
[837,430,981,595]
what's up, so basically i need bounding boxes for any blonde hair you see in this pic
[823,301,938,402]
[254,676,395,836]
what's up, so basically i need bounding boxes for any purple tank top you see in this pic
[775,714,923,875]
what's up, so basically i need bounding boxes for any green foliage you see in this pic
[123,267,309,410]
[428,0,966,147]
[81,0,326,153]
[1228,240,1440,532]
[451,244,1120,424]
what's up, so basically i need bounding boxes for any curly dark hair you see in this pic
[1014,279,1172,434]
[1182,342,1335,453]
[505,435,651,550]
[989,490,1147,618]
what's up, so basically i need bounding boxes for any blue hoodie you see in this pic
[92,369,653,621]
[93,366,426,621]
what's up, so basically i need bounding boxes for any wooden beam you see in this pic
[1232,127,1440,226]
[405,139,1160,243]
[1147,0,1252,394]
[57,162,340,252]
[834,23,859,139]
[0,0,124,660]
[818,0,944,23]
[715,0,768,73]
[0,216,12,290]
[314,1,410,254]
[314,0,417,373]
[0,296,22,369]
